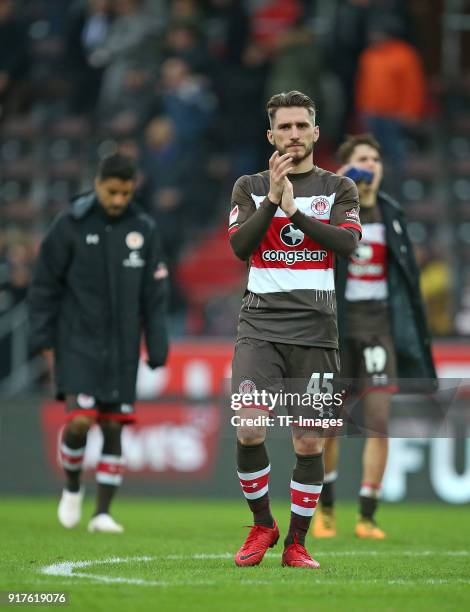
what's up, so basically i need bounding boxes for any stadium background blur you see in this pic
[0,0,469,505]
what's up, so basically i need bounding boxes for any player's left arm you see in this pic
[283,177,361,257]
[141,224,169,369]
[328,176,362,251]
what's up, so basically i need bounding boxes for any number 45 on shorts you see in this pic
[305,372,339,418]
[306,372,334,395]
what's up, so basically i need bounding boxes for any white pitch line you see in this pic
[39,551,470,588]
[41,555,153,575]
[166,550,470,560]
[40,556,214,587]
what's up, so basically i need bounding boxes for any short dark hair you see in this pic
[337,133,381,164]
[266,90,316,128]
[97,153,137,182]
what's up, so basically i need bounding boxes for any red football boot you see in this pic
[235,522,279,567]
[282,540,320,569]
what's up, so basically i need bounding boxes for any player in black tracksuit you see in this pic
[28,153,169,533]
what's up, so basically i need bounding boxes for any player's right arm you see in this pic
[229,152,293,260]
[27,214,74,355]
[141,222,169,370]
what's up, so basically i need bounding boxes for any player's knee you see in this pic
[237,427,266,446]
[365,415,389,437]
[293,434,324,456]
[67,415,94,435]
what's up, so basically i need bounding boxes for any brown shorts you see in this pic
[231,338,342,421]
[340,333,398,395]
[65,394,136,424]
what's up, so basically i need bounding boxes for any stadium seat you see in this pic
[451,178,470,202]
[407,221,437,245]
[45,117,90,162]
[457,244,470,265]
[176,226,246,334]
[451,111,470,134]
[0,117,38,166]
[403,154,441,179]
[456,204,470,222]
[1,159,36,184]
[0,179,33,202]
[449,158,470,176]
[401,178,434,202]
[0,136,34,163]
[404,199,443,223]
[456,221,470,245]
[448,135,470,160]
[2,198,38,225]
[46,178,81,203]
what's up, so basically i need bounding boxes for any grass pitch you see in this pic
[0,498,468,611]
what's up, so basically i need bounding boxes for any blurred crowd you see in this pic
[0,0,468,367]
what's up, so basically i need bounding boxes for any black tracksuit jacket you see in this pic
[28,193,169,402]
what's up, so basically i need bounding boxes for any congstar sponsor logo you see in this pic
[262,249,327,265]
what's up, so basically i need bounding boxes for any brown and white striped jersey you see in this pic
[229,166,361,348]
[345,204,391,337]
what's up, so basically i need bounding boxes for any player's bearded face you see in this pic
[95,178,136,217]
[275,138,315,164]
[270,107,318,165]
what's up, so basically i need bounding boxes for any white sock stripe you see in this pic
[291,503,316,517]
[360,486,380,499]
[60,444,85,457]
[237,464,270,480]
[99,454,124,465]
[243,484,269,500]
[290,480,323,494]
[96,472,123,486]
[324,470,338,484]
[61,461,82,471]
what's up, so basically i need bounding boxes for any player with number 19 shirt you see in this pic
[228,91,361,570]
[313,134,436,543]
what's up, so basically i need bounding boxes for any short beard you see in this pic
[277,140,315,164]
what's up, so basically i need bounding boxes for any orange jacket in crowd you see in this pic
[355,39,426,122]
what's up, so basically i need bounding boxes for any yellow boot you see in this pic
[355,517,386,540]
[312,507,336,538]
